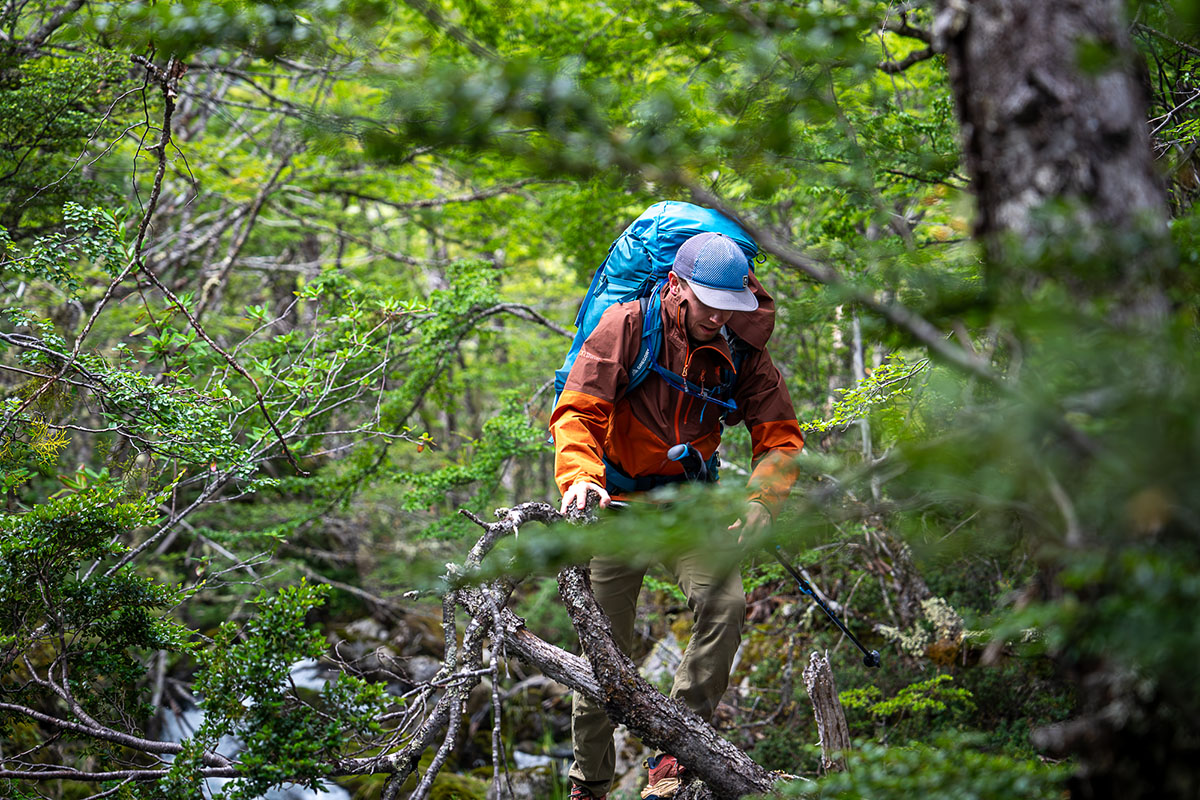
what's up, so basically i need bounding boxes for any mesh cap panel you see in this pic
[671,232,758,312]
[673,232,749,290]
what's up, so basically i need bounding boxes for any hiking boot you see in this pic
[570,784,607,800]
[640,754,684,800]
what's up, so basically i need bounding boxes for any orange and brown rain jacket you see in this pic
[550,275,804,516]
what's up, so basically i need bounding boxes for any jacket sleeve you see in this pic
[549,304,638,495]
[730,345,805,516]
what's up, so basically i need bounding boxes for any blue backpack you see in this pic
[553,201,758,412]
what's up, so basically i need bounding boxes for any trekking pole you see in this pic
[773,548,881,668]
[668,442,881,668]
[666,443,708,482]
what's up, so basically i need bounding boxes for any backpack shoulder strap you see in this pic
[628,289,664,393]
[723,328,751,376]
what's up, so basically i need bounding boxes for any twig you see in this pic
[0,700,231,767]
[135,258,310,475]
[322,177,557,210]
[80,777,136,799]
[879,47,935,73]
[0,56,176,440]
[409,677,466,800]
[194,145,298,319]
[1134,21,1200,60]
[399,0,499,61]
[487,586,514,800]
[476,303,573,338]
[297,564,409,615]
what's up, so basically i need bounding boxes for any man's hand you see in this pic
[728,500,771,543]
[560,481,611,515]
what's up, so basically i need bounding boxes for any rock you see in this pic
[402,654,442,685]
[484,765,555,800]
[390,607,447,657]
[639,631,683,694]
[344,617,388,643]
[513,751,554,769]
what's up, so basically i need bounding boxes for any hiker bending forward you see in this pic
[550,232,805,800]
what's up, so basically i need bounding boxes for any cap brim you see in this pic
[690,282,760,313]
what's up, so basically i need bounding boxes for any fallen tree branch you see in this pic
[5,500,788,794]
[454,501,778,798]
[558,564,776,800]
[880,46,936,73]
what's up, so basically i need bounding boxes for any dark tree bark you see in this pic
[934,0,1172,320]
[558,564,776,800]
[933,3,1188,799]
[935,0,1165,244]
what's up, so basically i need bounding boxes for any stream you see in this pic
[159,659,352,800]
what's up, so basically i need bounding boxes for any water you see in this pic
[159,660,352,800]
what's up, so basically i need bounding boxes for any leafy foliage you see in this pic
[800,734,1068,800]
[0,0,1197,795]
[162,581,387,799]
[840,674,975,742]
[0,483,191,730]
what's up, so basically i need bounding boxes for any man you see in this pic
[550,231,805,800]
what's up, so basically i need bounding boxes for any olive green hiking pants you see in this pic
[568,550,746,795]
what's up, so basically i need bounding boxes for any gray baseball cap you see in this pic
[671,232,758,312]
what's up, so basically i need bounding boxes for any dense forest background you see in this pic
[2,1,1199,798]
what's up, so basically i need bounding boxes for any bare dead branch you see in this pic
[1134,22,1200,60]
[398,0,499,61]
[880,46,935,73]
[0,701,232,768]
[321,178,559,211]
[194,146,298,319]
[17,0,85,51]
[883,14,933,44]
[476,303,573,338]
[297,564,409,615]
[443,501,777,799]
[271,203,450,268]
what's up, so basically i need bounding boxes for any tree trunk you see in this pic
[933,2,1180,798]
[936,0,1164,243]
[935,0,1170,318]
